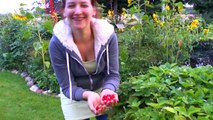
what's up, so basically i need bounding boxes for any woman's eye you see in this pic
[68,4,75,8]
[81,4,88,8]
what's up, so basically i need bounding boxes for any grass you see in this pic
[0,71,64,120]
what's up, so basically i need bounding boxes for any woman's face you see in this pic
[64,0,96,30]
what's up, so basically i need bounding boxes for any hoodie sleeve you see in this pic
[49,35,85,101]
[102,33,120,92]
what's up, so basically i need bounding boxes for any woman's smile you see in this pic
[72,16,85,21]
[64,0,96,30]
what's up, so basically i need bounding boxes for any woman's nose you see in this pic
[74,6,82,14]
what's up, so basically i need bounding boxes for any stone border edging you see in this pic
[11,69,60,98]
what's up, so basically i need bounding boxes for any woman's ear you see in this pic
[63,12,66,18]
[93,7,97,17]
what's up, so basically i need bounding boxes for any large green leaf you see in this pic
[187,106,201,116]
[33,41,42,51]
[162,107,177,114]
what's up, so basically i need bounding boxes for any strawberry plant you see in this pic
[109,63,213,120]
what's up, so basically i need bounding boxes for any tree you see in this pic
[189,0,213,23]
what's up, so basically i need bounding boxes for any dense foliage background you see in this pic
[0,0,213,119]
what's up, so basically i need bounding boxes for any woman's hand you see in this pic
[83,91,102,115]
[83,89,119,115]
[100,89,119,106]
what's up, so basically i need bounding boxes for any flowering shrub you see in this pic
[0,2,59,93]
[12,13,27,21]
[117,0,212,77]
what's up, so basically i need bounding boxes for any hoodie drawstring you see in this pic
[106,45,110,75]
[66,52,72,101]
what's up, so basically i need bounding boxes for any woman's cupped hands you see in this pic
[85,89,118,115]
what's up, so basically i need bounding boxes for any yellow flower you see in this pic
[187,25,192,31]
[12,14,19,19]
[118,28,124,32]
[108,10,113,17]
[146,0,150,5]
[121,11,126,17]
[153,13,158,22]
[174,28,178,32]
[153,13,157,18]
[12,13,27,21]
[128,0,131,5]
[190,20,199,29]
[130,26,135,30]
[165,5,170,11]
[192,20,199,25]
[178,6,184,13]
[203,29,209,34]
[159,21,164,26]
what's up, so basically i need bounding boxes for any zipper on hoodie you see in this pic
[70,48,106,90]
[94,49,106,74]
[71,56,94,90]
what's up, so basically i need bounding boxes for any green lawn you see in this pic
[0,71,64,120]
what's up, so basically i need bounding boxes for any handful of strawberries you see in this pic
[95,94,117,114]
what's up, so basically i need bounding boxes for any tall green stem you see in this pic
[37,30,46,71]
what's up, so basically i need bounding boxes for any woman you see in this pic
[49,0,120,119]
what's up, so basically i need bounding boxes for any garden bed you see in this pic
[190,40,213,67]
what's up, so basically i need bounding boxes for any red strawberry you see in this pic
[95,104,107,115]
[102,94,116,105]
[95,105,100,111]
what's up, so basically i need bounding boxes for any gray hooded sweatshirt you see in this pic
[49,18,120,101]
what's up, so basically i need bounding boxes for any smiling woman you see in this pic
[0,0,41,14]
[49,0,120,119]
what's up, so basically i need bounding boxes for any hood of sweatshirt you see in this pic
[53,18,114,61]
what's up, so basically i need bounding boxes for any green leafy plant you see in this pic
[18,3,53,71]
[0,15,34,70]
[109,63,213,120]
[17,3,59,92]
